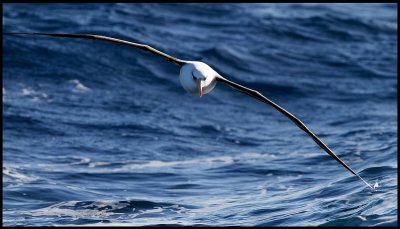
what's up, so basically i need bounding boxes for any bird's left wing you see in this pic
[216,75,373,189]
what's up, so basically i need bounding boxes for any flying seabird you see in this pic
[4,32,374,189]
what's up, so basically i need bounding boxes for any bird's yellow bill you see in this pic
[198,80,203,97]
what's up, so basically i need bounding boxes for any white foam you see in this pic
[260,187,267,195]
[26,199,187,224]
[68,79,90,92]
[357,215,367,221]
[28,201,112,218]
[88,161,111,168]
[21,88,34,96]
[83,152,275,173]
[139,206,163,214]
[34,152,276,175]
[69,157,91,165]
[84,200,131,212]
[20,88,49,101]
[3,166,38,183]
[57,219,191,227]
[120,155,235,170]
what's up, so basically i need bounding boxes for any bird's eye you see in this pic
[192,72,196,80]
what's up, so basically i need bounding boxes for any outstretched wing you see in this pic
[3,32,187,66]
[216,75,373,189]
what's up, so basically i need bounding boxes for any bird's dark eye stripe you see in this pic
[192,72,196,80]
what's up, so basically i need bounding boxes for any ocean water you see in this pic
[2,3,397,226]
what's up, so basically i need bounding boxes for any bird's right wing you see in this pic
[4,32,187,66]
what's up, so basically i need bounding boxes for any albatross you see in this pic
[4,32,373,189]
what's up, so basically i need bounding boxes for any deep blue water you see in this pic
[2,3,397,226]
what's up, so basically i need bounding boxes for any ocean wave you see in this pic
[19,199,197,226]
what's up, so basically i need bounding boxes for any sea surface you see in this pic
[2,3,397,226]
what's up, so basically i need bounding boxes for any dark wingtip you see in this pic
[4,32,32,35]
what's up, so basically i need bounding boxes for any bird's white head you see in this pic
[179,61,218,97]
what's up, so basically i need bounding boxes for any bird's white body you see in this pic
[179,61,218,96]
